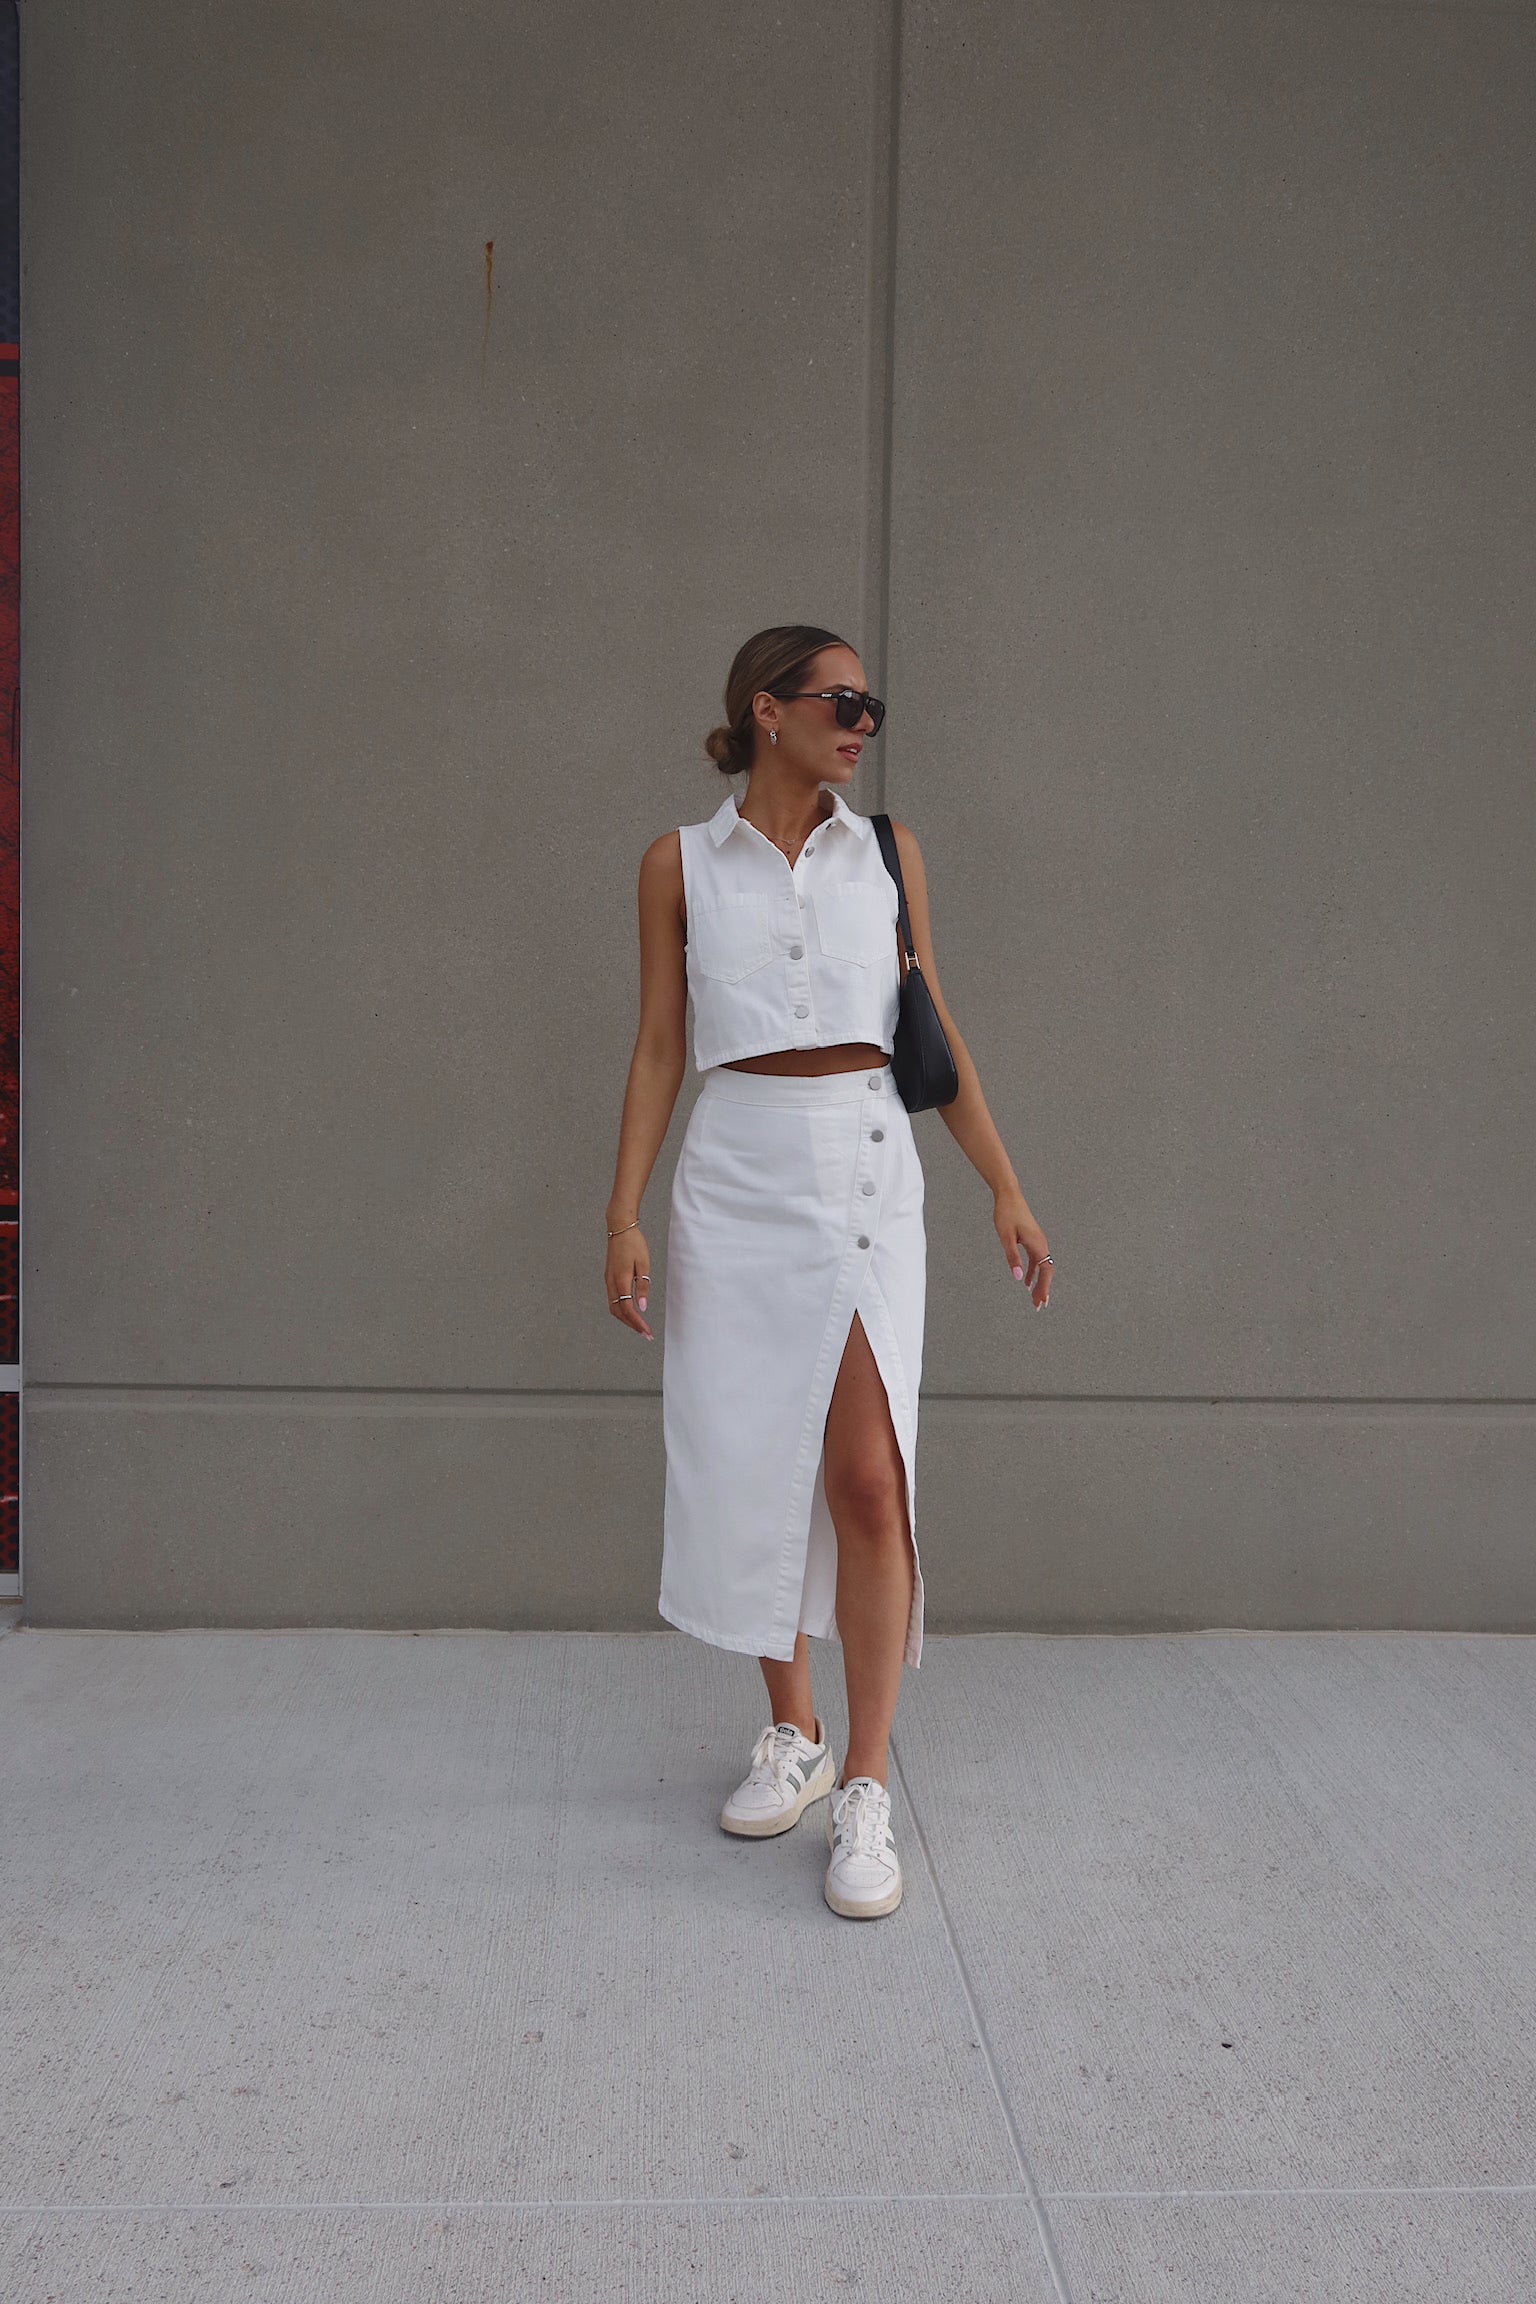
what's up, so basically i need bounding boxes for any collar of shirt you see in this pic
[706,785,872,849]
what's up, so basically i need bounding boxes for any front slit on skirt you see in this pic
[659,1060,928,1668]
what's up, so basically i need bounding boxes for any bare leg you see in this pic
[758,1634,817,1744]
[823,1312,913,1787]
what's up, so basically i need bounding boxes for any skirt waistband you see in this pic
[701,1059,895,1109]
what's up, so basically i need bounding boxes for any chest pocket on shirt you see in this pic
[812,880,896,967]
[688,891,776,983]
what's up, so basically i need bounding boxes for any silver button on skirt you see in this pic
[659,1061,927,1667]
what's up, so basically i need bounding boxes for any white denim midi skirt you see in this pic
[659,1060,927,1668]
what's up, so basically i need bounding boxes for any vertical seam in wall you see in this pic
[888,1730,1076,2300]
[863,0,903,817]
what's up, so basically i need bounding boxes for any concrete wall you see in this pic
[22,0,1535,1628]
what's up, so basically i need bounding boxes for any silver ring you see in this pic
[613,1294,631,1304]
[1039,1255,1053,1266]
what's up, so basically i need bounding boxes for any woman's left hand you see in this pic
[994,1187,1052,1309]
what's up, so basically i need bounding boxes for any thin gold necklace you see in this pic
[748,798,830,863]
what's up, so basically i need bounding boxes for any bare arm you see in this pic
[604,831,690,1341]
[891,819,1053,1310]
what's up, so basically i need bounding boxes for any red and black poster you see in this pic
[0,3,18,1589]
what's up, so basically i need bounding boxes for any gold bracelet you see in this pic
[607,1218,641,1237]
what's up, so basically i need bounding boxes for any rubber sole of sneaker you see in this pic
[719,1748,837,1838]
[823,1868,904,1919]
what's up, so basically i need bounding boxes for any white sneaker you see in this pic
[720,1717,836,1837]
[823,1776,903,1917]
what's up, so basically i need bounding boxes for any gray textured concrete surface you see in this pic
[19,0,1536,1626]
[888,0,1536,1404]
[2,1628,1533,2302]
[20,1393,1536,1633]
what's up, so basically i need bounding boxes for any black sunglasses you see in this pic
[772,685,886,736]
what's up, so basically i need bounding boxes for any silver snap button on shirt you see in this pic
[861,1180,876,1195]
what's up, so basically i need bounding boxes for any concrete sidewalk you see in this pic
[1,1621,1532,2301]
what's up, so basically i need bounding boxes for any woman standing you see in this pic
[605,626,1052,1920]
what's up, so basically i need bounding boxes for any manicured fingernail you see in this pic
[1012,1264,1023,1279]
[638,1297,647,1311]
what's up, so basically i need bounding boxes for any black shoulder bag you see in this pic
[871,813,960,1111]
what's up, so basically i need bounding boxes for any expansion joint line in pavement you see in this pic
[887,1731,1074,2304]
[5,2184,1536,2218]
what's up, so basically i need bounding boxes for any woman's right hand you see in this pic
[605,1228,654,1342]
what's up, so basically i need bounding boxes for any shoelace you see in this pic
[833,1778,891,1861]
[746,1721,809,1792]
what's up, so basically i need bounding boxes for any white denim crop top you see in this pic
[678,785,902,1071]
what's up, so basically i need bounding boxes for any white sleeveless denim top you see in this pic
[678,785,902,1072]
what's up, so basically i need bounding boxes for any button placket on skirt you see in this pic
[765,1069,923,1667]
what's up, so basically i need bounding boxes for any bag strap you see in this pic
[871,812,916,969]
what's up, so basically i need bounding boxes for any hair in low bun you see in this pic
[704,720,750,775]
[706,624,850,777]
